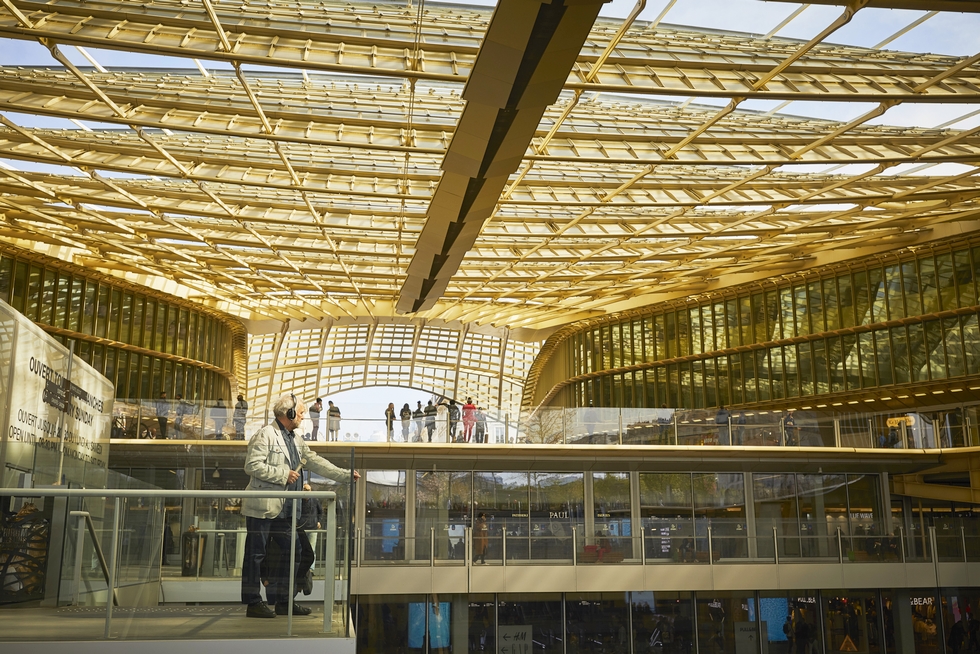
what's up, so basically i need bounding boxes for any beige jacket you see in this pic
[242,422,351,519]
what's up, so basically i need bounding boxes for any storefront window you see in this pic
[632,591,695,654]
[363,470,407,562]
[475,472,528,561]
[468,595,496,652]
[760,591,820,654]
[593,472,632,560]
[415,471,471,562]
[697,592,757,654]
[753,474,800,559]
[694,473,746,559]
[498,594,563,653]
[941,589,980,654]
[639,473,695,562]
[825,591,886,654]
[566,593,630,654]
[356,593,424,652]
[530,472,582,561]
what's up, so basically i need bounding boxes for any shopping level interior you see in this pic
[3,437,980,651]
[6,0,980,650]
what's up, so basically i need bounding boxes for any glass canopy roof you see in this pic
[0,0,979,343]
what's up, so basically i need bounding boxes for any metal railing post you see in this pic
[640,527,646,565]
[286,498,298,636]
[325,498,337,634]
[505,413,510,443]
[618,410,623,445]
[930,526,941,587]
[430,527,435,566]
[673,413,679,446]
[707,526,713,565]
[466,526,472,592]
[962,525,968,563]
[103,497,120,639]
[502,531,507,567]
[72,512,86,606]
[837,528,844,564]
[572,526,577,566]
[773,527,779,565]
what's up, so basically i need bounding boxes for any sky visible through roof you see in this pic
[2,0,979,123]
[1,0,978,180]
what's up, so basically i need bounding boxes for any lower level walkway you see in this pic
[0,602,346,642]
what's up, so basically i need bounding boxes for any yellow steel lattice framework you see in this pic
[0,0,979,337]
[247,321,537,415]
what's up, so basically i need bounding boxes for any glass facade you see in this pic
[0,249,239,400]
[343,468,980,568]
[537,242,980,410]
[352,589,951,654]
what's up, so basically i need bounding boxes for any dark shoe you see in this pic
[246,602,276,619]
[277,603,312,616]
[301,569,313,596]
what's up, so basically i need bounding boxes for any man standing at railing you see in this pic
[715,406,730,446]
[241,392,359,619]
[234,394,249,441]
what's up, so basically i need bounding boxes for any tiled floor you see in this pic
[0,603,347,641]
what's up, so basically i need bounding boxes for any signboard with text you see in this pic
[498,625,532,654]
[0,300,112,489]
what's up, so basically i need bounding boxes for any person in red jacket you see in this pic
[462,398,477,443]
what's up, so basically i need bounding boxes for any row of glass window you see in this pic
[0,254,234,371]
[51,334,231,401]
[355,588,962,654]
[568,315,980,409]
[570,244,980,378]
[360,470,888,563]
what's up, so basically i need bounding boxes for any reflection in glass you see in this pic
[759,591,821,654]
[566,593,630,653]
[824,590,885,654]
[639,474,695,562]
[474,472,527,562]
[416,472,471,562]
[696,592,755,654]
[530,473,583,561]
[632,591,695,654]
[363,470,406,562]
[694,473,746,559]
[593,472,632,560]
[499,593,563,653]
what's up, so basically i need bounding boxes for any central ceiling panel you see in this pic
[397,0,608,314]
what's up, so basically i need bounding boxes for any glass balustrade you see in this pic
[108,400,973,450]
[0,487,350,643]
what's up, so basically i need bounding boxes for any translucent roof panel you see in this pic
[0,0,978,340]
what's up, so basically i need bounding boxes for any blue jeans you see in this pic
[241,515,303,606]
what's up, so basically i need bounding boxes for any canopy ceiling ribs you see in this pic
[0,0,978,334]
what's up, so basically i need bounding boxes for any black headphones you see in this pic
[286,393,297,420]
